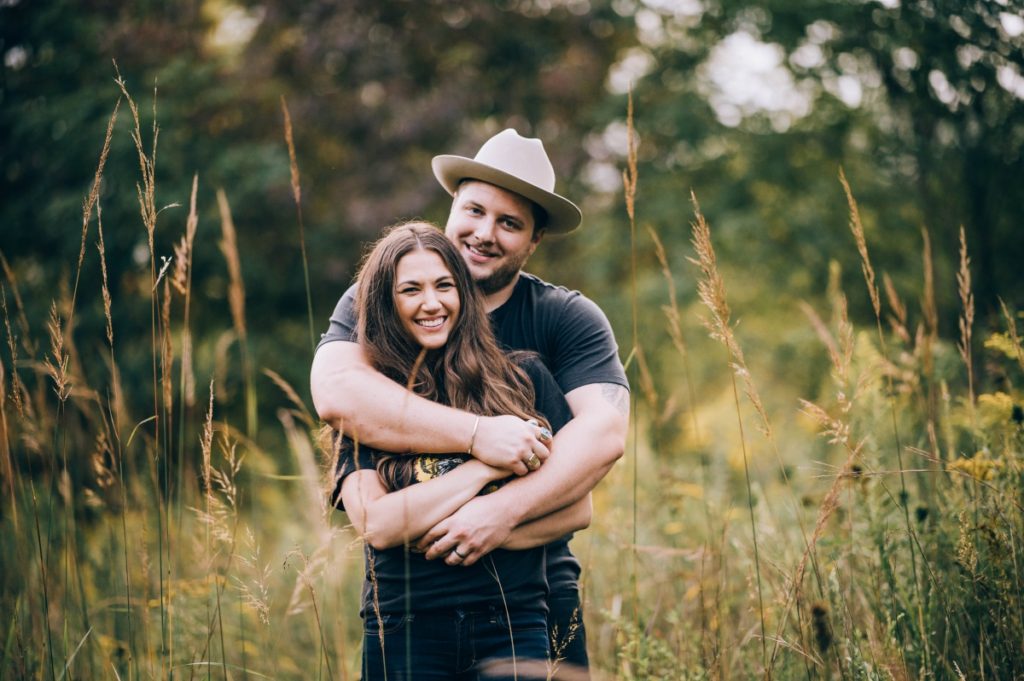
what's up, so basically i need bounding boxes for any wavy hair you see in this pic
[352,221,547,488]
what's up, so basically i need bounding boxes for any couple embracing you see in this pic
[311,129,629,679]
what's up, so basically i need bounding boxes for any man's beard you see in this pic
[473,250,530,295]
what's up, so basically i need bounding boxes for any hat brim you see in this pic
[432,155,582,234]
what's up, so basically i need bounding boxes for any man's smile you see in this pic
[465,242,499,262]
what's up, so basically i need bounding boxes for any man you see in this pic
[311,129,629,673]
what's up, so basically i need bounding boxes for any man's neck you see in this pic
[481,272,521,313]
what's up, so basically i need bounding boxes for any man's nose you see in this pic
[472,217,496,243]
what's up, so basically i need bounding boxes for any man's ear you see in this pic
[531,228,546,245]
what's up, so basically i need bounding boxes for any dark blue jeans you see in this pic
[548,588,589,680]
[362,606,549,680]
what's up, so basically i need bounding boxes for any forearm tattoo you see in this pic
[599,383,630,416]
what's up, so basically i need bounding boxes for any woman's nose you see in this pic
[422,289,441,309]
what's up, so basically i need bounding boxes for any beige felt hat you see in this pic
[431,129,583,234]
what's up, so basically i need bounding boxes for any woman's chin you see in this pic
[416,335,449,351]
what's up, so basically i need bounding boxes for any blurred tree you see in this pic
[619,0,1024,324]
[770,0,1024,316]
[233,0,636,285]
[1,0,637,442]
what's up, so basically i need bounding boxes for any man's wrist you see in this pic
[490,487,526,527]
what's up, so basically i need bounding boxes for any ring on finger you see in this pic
[452,547,467,559]
[526,453,541,471]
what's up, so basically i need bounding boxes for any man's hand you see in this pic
[470,415,550,476]
[416,495,515,566]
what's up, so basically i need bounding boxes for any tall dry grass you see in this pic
[280,96,317,354]
[3,77,1024,681]
[0,74,365,681]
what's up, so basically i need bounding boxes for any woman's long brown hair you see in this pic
[353,221,547,487]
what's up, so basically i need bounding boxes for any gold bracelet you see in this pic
[467,415,481,455]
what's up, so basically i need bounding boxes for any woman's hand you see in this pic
[468,415,550,476]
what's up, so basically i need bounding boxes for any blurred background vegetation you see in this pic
[2,0,1024,678]
[4,0,1022,417]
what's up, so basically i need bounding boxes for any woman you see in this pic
[332,222,589,679]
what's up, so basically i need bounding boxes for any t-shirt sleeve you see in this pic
[548,292,629,395]
[316,284,359,352]
[330,433,379,511]
[519,355,574,433]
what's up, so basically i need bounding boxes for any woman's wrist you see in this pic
[466,414,481,455]
[466,458,505,482]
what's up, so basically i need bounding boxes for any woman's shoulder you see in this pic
[507,349,544,375]
[508,352,573,433]
[508,350,555,390]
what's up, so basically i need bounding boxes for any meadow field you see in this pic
[2,81,1023,681]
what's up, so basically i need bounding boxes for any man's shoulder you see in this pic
[516,272,612,320]
[516,272,585,305]
[315,282,360,352]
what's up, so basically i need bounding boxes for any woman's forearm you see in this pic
[500,494,592,550]
[356,461,503,550]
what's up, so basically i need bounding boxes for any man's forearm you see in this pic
[501,494,592,550]
[311,341,549,474]
[312,341,475,453]
[494,412,621,526]
[416,383,628,565]
[311,342,472,452]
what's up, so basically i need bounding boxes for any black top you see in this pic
[320,272,629,595]
[334,356,573,615]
